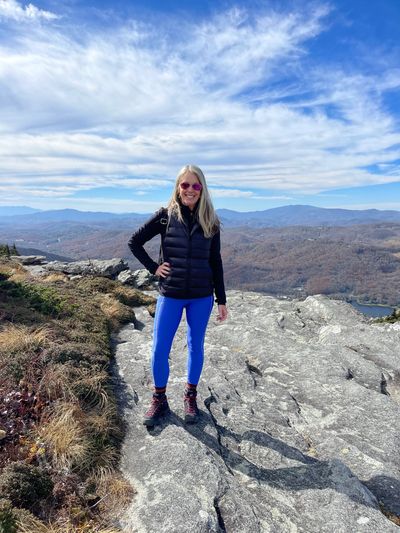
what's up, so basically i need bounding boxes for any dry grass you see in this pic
[90,445,120,478]
[85,405,120,435]
[38,402,91,471]
[0,324,53,355]
[72,368,112,410]
[7,270,32,283]
[0,258,29,278]
[16,512,122,533]
[0,269,134,529]
[38,364,75,401]
[92,471,136,516]
[38,365,111,407]
[41,273,69,283]
[112,284,156,307]
[97,294,135,330]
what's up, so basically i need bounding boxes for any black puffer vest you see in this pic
[158,205,213,299]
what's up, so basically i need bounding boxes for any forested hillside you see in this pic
[1,223,399,306]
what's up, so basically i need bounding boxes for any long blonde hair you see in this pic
[167,164,220,238]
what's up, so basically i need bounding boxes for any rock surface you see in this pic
[45,258,128,278]
[10,254,46,265]
[118,268,157,289]
[113,292,400,532]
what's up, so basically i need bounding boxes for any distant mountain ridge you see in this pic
[217,204,400,227]
[0,206,42,216]
[1,204,400,227]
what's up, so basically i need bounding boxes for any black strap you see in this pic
[158,210,170,264]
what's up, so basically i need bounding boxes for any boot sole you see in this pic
[143,406,170,427]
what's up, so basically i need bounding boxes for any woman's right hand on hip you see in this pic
[155,262,171,278]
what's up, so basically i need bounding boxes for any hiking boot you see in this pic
[184,388,199,424]
[143,393,170,426]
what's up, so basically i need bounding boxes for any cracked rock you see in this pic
[113,292,400,532]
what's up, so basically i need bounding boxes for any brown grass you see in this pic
[93,471,136,517]
[38,402,91,471]
[72,368,112,410]
[85,405,120,435]
[0,258,29,278]
[38,364,75,401]
[41,272,69,283]
[112,284,156,307]
[0,324,53,355]
[16,512,122,533]
[0,269,135,529]
[97,294,135,330]
[38,365,112,408]
[7,270,32,283]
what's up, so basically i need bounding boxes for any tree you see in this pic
[0,244,11,257]
[11,243,19,256]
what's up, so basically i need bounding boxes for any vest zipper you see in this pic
[187,232,192,296]
[186,210,195,296]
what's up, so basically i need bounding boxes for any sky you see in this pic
[0,0,399,214]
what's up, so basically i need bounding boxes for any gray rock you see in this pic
[118,268,158,289]
[45,258,128,278]
[113,293,400,532]
[133,269,158,289]
[10,254,46,265]
[117,269,137,285]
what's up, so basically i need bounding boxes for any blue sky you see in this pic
[0,0,399,213]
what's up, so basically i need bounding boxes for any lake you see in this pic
[349,301,395,318]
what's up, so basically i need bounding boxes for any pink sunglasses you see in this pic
[179,181,203,191]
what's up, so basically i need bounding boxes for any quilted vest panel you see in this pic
[158,212,213,299]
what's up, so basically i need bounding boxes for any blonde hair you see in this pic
[167,164,221,238]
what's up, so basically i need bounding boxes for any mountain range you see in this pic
[1,205,400,306]
[1,204,400,228]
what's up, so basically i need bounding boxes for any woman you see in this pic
[128,164,228,426]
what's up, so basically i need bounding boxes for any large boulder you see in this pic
[10,255,46,265]
[118,268,158,289]
[45,258,128,278]
[114,292,400,532]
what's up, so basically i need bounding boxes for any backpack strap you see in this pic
[158,208,170,265]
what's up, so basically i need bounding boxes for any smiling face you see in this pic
[178,171,202,211]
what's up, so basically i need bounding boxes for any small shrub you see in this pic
[0,280,74,317]
[0,462,53,510]
[0,244,11,258]
[0,498,17,533]
[75,277,116,294]
[41,342,108,367]
[52,473,82,506]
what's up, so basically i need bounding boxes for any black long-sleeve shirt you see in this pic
[128,205,227,305]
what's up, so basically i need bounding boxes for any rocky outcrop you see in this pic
[113,291,400,532]
[118,269,157,289]
[44,258,128,278]
[10,255,46,265]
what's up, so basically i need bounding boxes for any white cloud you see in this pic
[209,189,254,198]
[0,0,59,21]
[0,3,399,207]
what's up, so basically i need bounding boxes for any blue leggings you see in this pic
[151,294,214,388]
